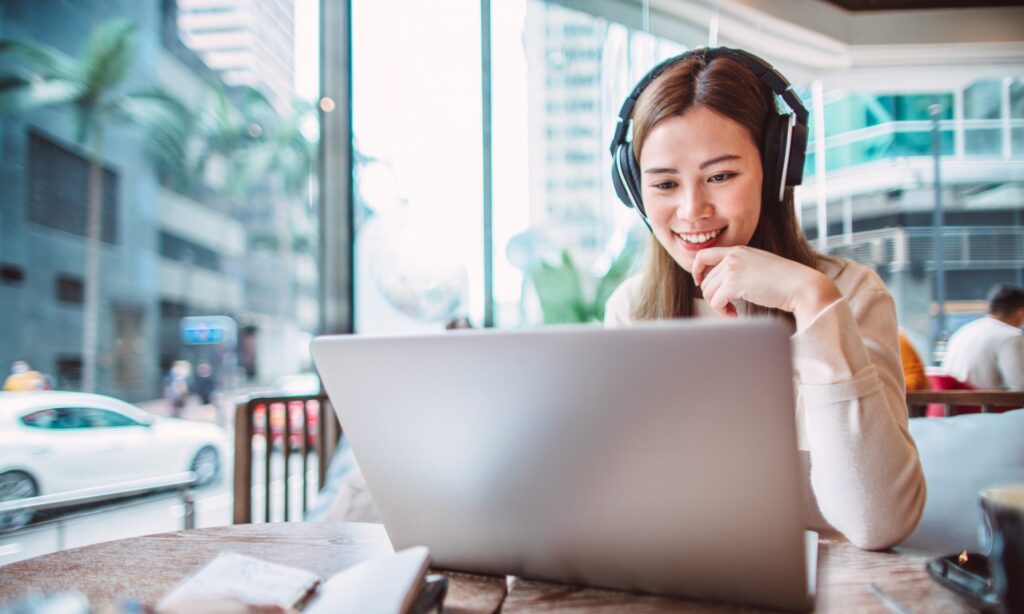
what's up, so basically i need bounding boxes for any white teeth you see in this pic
[678,228,723,244]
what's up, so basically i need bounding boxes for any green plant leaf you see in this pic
[81,19,136,98]
[594,244,637,321]
[0,38,78,79]
[529,249,591,324]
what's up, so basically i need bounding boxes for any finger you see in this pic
[690,247,729,285]
[698,267,735,318]
[706,280,739,318]
[699,263,725,304]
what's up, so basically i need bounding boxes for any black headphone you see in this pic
[609,46,809,219]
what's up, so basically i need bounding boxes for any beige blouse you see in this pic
[604,256,927,550]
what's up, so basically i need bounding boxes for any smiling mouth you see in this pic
[675,227,726,245]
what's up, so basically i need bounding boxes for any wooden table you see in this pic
[0,522,979,613]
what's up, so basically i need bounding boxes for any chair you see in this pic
[232,392,342,524]
[900,409,1024,554]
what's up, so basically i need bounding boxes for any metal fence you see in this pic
[826,226,1024,272]
[0,473,198,548]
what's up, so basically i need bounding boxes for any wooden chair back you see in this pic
[232,393,341,524]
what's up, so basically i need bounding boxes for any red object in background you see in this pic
[252,400,319,450]
[925,374,1020,417]
[925,374,980,417]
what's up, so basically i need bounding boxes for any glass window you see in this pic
[21,405,142,429]
[20,407,86,429]
[351,0,483,333]
[964,79,1002,120]
[20,409,60,428]
[76,407,140,428]
[1011,79,1024,119]
[894,94,953,121]
[0,0,322,546]
[27,131,119,244]
[490,0,684,327]
[964,128,1004,157]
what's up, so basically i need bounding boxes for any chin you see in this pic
[669,252,695,274]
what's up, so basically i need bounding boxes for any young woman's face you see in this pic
[638,105,763,273]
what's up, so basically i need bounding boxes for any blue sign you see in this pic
[180,316,237,346]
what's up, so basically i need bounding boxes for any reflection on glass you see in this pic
[964,79,1002,120]
[491,0,684,327]
[965,129,1003,157]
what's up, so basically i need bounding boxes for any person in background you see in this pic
[603,47,925,550]
[164,360,192,419]
[942,284,1024,391]
[898,330,929,391]
[445,316,474,330]
[194,361,216,406]
[3,360,46,391]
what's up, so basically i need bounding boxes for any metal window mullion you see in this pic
[954,88,965,159]
[1002,77,1013,161]
[481,0,494,328]
[319,0,354,336]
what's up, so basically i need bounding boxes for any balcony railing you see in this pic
[825,226,1024,272]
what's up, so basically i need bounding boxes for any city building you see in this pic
[174,0,296,112]
[0,0,316,399]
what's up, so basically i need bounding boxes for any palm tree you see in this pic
[0,19,186,392]
[148,86,318,253]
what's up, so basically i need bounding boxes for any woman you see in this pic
[604,48,925,550]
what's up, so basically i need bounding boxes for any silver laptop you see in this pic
[311,319,816,611]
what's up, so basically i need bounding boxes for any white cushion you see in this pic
[900,409,1024,553]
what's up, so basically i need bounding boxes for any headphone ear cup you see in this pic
[623,147,646,217]
[761,113,786,204]
[786,121,808,188]
[611,145,633,208]
[612,143,647,217]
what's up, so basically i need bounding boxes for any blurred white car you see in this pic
[0,391,227,531]
[270,373,321,396]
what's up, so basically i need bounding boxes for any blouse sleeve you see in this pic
[790,269,927,550]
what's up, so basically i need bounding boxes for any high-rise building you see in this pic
[175,0,296,111]
[523,2,684,286]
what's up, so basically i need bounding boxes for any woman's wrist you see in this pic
[791,272,842,330]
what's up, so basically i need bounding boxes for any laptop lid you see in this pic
[311,319,810,610]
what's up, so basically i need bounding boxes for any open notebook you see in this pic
[157,547,431,612]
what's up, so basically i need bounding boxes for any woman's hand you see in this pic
[691,246,841,330]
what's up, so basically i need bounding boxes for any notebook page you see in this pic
[157,552,320,609]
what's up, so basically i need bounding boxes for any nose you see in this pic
[674,184,713,222]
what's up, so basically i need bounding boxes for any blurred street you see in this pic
[0,390,324,567]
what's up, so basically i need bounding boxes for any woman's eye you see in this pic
[708,173,735,183]
[651,181,676,190]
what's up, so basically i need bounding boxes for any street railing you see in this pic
[0,472,199,537]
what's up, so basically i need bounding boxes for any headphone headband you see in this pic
[610,47,807,155]
[609,46,809,215]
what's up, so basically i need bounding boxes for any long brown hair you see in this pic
[629,54,821,322]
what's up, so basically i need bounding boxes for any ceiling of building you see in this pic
[820,0,1023,10]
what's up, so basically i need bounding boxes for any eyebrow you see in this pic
[643,154,742,174]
